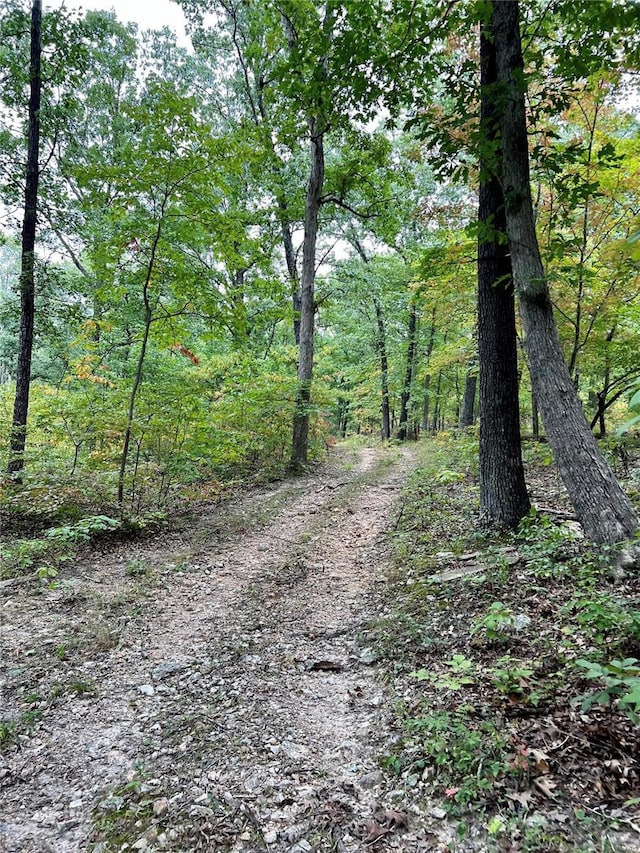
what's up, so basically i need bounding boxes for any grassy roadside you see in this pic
[374,432,640,852]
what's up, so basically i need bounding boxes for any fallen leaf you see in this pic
[533,776,557,798]
[362,820,390,843]
[506,789,533,808]
[528,748,550,774]
[382,809,408,828]
[547,811,569,823]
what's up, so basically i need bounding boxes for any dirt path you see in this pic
[1,444,451,852]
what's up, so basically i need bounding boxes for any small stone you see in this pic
[428,807,447,820]
[152,662,186,681]
[132,838,148,851]
[153,798,169,817]
[281,740,308,759]
[138,684,155,696]
[510,614,531,631]
[359,647,380,665]
[435,551,457,561]
[263,830,278,845]
[358,771,383,789]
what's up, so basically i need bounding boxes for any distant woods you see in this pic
[0,0,638,541]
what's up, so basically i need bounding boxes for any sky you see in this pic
[49,0,189,41]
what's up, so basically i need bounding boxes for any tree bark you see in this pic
[431,369,443,433]
[476,18,530,528]
[421,307,436,432]
[373,296,391,440]
[117,213,164,507]
[531,389,540,441]
[459,369,477,429]
[349,236,392,441]
[397,303,418,441]
[8,0,42,476]
[492,0,638,543]
[290,118,324,470]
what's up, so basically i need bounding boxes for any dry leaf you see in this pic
[506,789,534,808]
[528,748,550,774]
[362,820,390,843]
[382,809,408,828]
[533,775,557,798]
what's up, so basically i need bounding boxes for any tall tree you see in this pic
[476,13,530,528]
[7,0,41,476]
[397,301,418,440]
[492,0,638,543]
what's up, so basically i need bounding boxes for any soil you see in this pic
[0,444,458,853]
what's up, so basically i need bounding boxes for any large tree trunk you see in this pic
[8,0,42,477]
[492,0,638,543]
[397,303,418,441]
[290,118,324,470]
[458,369,477,429]
[476,19,530,528]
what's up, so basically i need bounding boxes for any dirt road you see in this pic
[1,444,452,852]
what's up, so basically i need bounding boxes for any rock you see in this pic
[435,551,457,561]
[511,613,531,631]
[264,830,278,845]
[281,740,308,759]
[138,684,155,696]
[153,798,169,817]
[359,647,380,665]
[152,662,187,681]
[358,770,383,789]
[132,837,148,850]
[427,807,447,820]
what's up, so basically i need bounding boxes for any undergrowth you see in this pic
[376,433,640,851]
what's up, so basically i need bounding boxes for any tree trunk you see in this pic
[531,389,540,441]
[459,369,477,429]
[290,118,324,470]
[373,296,391,440]
[492,0,638,543]
[476,18,530,528]
[422,374,431,432]
[593,325,615,436]
[117,216,163,507]
[397,303,418,441]
[431,370,442,433]
[277,197,302,345]
[8,0,42,477]
[421,307,437,432]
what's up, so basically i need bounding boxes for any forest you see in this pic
[0,0,638,531]
[2,1,640,851]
